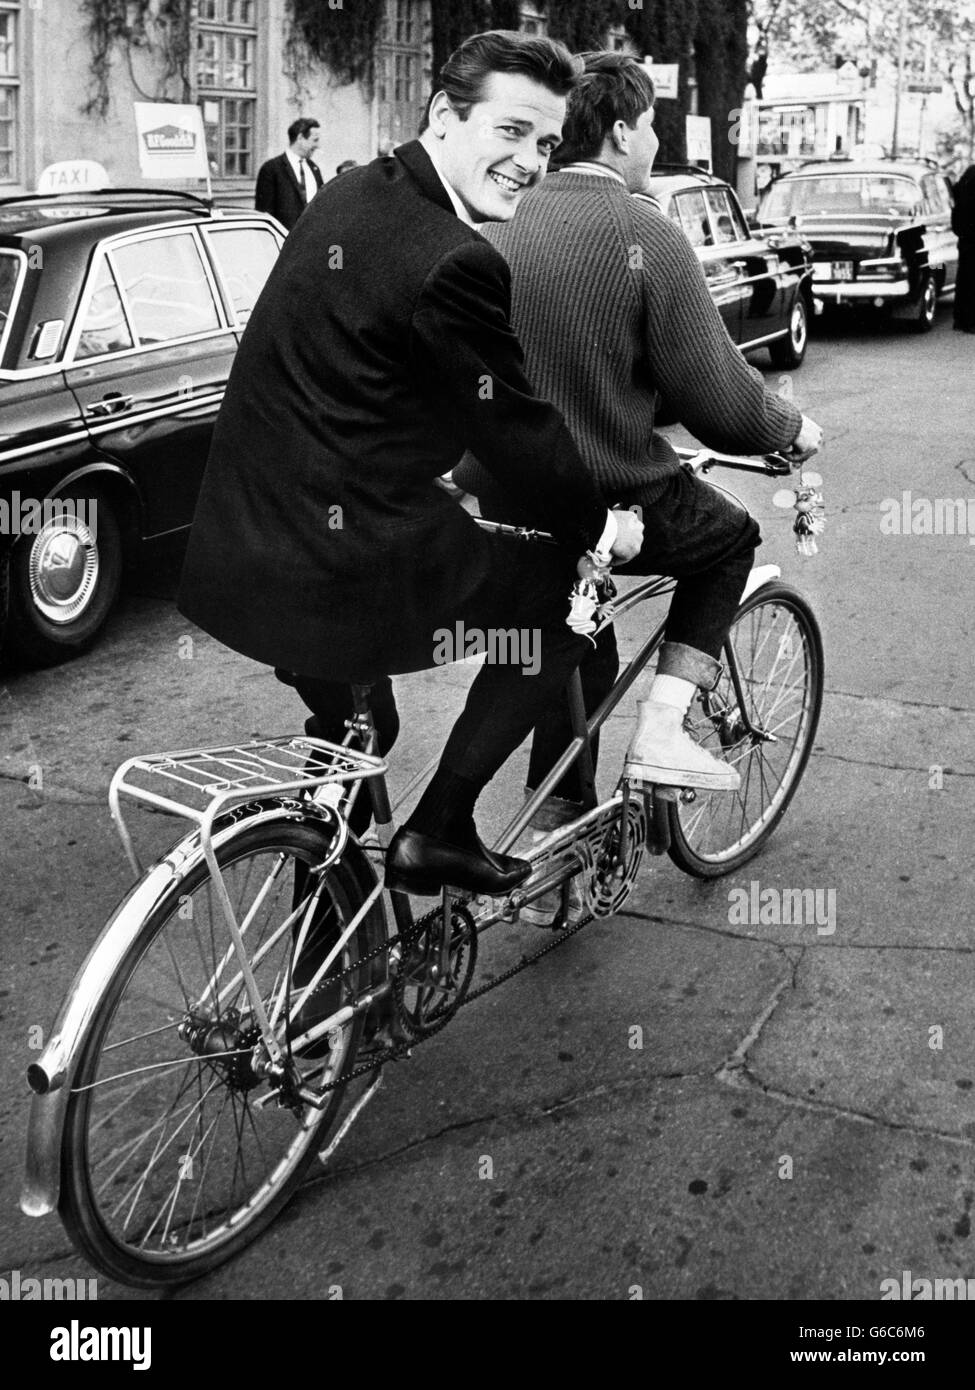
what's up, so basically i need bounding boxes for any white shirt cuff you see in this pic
[593,510,617,562]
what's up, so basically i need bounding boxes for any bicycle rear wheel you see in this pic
[59,815,385,1287]
[667,582,823,878]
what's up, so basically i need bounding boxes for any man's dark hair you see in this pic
[551,51,654,166]
[288,117,320,144]
[336,159,358,176]
[420,29,582,132]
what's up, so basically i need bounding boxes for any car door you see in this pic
[921,173,958,292]
[63,226,236,539]
[199,221,283,340]
[708,187,789,347]
[669,188,745,344]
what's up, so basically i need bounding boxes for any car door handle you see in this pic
[87,393,134,418]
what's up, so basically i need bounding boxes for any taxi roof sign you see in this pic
[37,161,110,194]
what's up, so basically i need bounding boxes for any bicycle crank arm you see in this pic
[496,855,584,923]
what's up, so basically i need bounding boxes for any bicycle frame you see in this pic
[345,446,798,929]
[19,447,804,1220]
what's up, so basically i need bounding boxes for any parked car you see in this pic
[0,189,285,664]
[755,158,958,331]
[641,165,814,369]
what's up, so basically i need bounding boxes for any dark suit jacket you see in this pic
[178,141,607,681]
[254,151,324,231]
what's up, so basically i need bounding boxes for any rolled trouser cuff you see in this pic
[657,640,722,690]
[525,791,586,832]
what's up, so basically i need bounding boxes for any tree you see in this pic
[746,1,975,164]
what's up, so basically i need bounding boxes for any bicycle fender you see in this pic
[741,564,782,604]
[20,803,379,1219]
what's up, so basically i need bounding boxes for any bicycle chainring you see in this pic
[575,796,648,918]
[394,903,478,1040]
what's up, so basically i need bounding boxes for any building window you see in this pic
[519,5,548,37]
[377,0,423,154]
[196,0,256,177]
[0,2,19,182]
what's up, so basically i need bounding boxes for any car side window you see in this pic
[204,226,280,327]
[111,232,222,346]
[705,189,741,245]
[921,174,949,217]
[674,190,713,248]
[75,258,135,360]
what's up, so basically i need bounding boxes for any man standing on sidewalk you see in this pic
[255,118,324,231]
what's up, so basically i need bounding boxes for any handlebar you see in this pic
[470,446,819,545]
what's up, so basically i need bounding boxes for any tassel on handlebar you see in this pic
[567,553,618,640]
[791,475,826,557]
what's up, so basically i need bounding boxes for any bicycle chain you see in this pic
[281,898,598,1098]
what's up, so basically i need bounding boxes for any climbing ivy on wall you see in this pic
[81,0,191,118]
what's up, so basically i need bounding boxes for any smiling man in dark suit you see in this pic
[254,118,324,231]
[179,31,642,897]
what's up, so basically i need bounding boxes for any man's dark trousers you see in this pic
[279,533,592,835]
[477,466,761,806]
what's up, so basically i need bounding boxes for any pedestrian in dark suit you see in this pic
[951,164,975,333]
[254,117,324,231]
[178,31,643,896]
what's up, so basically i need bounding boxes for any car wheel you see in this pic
[907,272,937,333]
[769,292,809,369]
[5,490,122,666]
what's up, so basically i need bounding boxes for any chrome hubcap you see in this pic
[27,515,100,624]
[791,301,807,351]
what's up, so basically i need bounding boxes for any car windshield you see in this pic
[761,174,922,220]
[0,250,24,358]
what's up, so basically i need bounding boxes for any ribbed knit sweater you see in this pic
[455,170,801,499]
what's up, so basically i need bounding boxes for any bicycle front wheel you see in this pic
[667,582,823,878]
[59,816,385,1288]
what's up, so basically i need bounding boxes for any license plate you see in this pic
[812,260,853,281]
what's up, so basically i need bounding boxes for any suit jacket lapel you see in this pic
[394,140,456,218]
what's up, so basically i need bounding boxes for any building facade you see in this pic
[2,0,434,203]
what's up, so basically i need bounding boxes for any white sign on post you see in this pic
[686,115,713,169]
[644,61,679,100]
[134,103,210,181]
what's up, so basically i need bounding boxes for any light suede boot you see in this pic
[624,699,741,792]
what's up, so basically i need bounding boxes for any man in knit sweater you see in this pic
[455,51,822,854]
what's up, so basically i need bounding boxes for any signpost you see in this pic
[133,103,212,200]
[685,115,712,170]
[643,61,679,100]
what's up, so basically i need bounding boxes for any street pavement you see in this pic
[1,305,973,1301]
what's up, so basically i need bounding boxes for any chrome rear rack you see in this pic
[109,736,386,877]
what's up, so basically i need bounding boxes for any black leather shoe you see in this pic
[385,826,532,897]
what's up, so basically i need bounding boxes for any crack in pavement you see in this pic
[811,749,975,777]
[720,1065,975,1148]
[617,909,975,954]
[823,687,975,716]
[713,948,975,1147]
